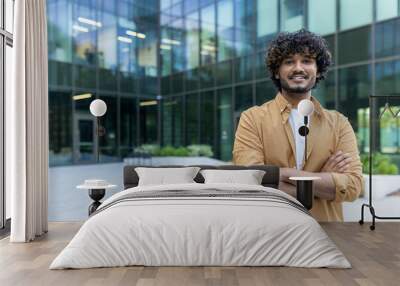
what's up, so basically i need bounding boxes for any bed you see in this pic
[50,165,350,269]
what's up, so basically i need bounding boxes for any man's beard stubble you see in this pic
[279,77,316,94]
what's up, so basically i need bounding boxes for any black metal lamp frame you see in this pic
[359,94,400,230]
[95,117,106,163]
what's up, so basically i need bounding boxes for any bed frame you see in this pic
[123,165,280,190]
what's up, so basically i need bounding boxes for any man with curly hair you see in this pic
[233,29,363,222]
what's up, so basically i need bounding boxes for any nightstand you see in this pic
[289,176,321,210]
[77,180,117,216]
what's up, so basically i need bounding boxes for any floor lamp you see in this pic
[89,99,107,163]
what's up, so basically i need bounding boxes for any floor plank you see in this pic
[0,222,399,286]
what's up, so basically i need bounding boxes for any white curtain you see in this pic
[7,0,49,242]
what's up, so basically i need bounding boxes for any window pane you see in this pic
[377,0,398,22]
[375,61,400,95]
[235,55,253,82]
[47,0,73,62]
[256,81,276,106]
[338,26,371,65]
[255,51,267,79]
[201,4,216,64]
[375,18,400,59]
[49,91,73,166]
[217,88,233,161]
[257,0,278,38]
[185,68,199,91]
[312,70,335,110]
[5,0,14,33]
[120,96,137,151]
[186,93,199,144]
[99,95,119,162]
[216,60,232,86]
[186,11,200,69]
[338,65,371,128]
[281,0,304,32]
[163,96,183,146]
[139,100,158,144]
[217,0,234,61]
[235,0,255,56]
[73,1,97,66]
[308,0,336,35]
[340,0,372,31]
[73,93,95,163]
[235,84,253,113]
[199,64,215,89]
[200,91,215,149]
[171,72,184,94]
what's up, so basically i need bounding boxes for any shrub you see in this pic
[361,152,399,175]
[187,145,214,157]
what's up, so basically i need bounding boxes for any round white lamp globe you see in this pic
[90,99,107,117]
[298,99,314,117]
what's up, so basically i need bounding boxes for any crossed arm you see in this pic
[278,151,352,200]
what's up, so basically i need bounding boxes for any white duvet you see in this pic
[50,183,351,269]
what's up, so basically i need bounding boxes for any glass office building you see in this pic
[47,0,400,165]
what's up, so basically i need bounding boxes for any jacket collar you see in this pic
[275,92,323,117]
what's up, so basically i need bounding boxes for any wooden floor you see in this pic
[0,222,399,286]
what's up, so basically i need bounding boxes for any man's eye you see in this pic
[284,60,293,64]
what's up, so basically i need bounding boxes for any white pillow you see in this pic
[200,169,266,185]
[135,167,201,186]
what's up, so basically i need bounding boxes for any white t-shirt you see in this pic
[288,108,310,170]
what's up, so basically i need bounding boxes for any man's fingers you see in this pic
[339,164,350,172]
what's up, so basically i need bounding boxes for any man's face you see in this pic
[276,53,319,94]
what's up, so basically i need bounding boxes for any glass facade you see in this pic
[47,0,400,166]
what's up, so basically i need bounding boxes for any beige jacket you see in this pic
[233,93,363,221]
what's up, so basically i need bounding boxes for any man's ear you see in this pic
[275,74,279,79]
[316,72,321,79]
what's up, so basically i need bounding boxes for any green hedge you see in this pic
[361,152,398,175]
[133,144,213,157]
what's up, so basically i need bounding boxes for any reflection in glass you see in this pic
[48,0,72,62]
[186,10,200,69]
[139,100,158,144]
[338,26,371,65]
[99,95,118,162]
[49,91,73,166]
[200,91,215,150]
[376,0,398,22]
[217,0,234,62]
[186,93,199,144]
[257,0,278,38]
[163,97,183,146]
[235,55,253,82]
[313,71,335,110]
[340,0,372,31]
[308,0,335,35]
[120,96,137,157]
[201,4,216,65]
[375,19,400,59]
[256,81,276,106]
[338,65,371,128]
[217,89,233,161]
[235,84,253,113]
[73,94,95,163]
[281,0,304,32]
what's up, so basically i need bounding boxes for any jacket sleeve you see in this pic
[331,114,364,202]
[232,110,265,165]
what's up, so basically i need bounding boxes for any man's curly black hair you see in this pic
[265,29,332,91]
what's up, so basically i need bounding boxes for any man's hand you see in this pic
[321,151,351,173]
